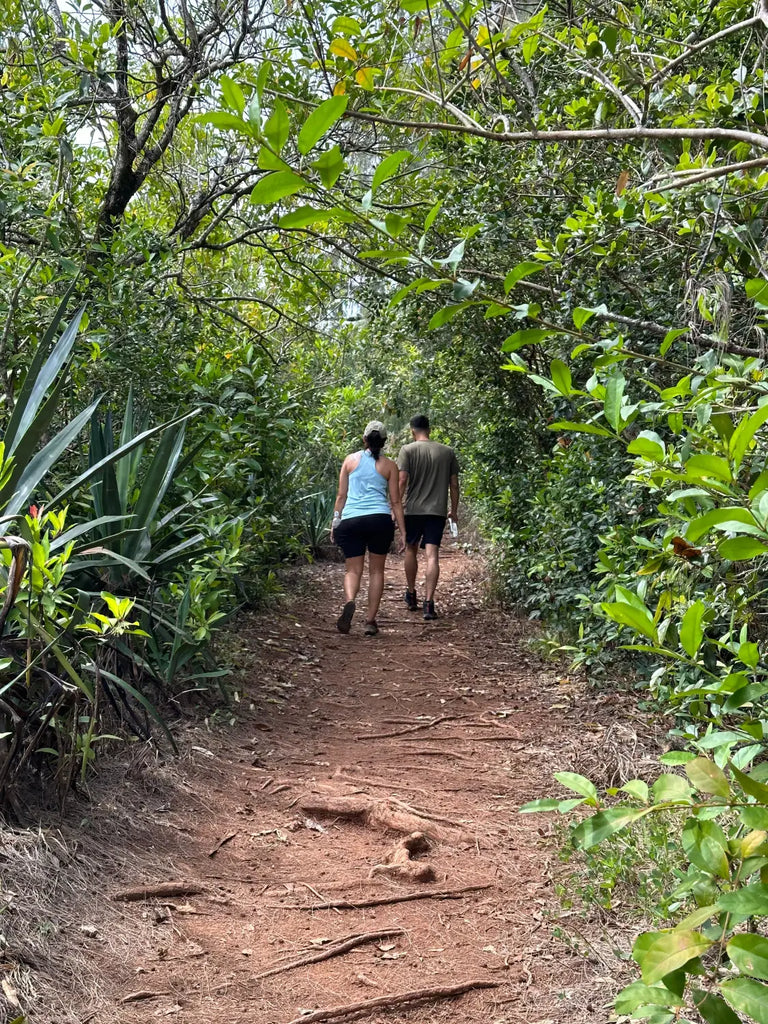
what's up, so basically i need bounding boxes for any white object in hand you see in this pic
[448,517,458,538]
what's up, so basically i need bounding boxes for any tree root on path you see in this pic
[283,978,500,1024]
[298,792,471,844]
[110,881,206,902]
[369,832,435,883]
[288,882,491,911]
[254,928,404,981]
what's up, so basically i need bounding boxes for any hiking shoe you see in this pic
[404,589,419,611]
[336,600,356,634]
[423,600,437,621]
[364,620,379,636]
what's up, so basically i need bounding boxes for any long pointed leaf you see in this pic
[116,387,135,511]
[49,409,199,510]
[123,424,188,559]
[6,306,86,454]
[84,664,177,752]
[3,399,101,515]
[50,515,130,551]
[4,285,78,450]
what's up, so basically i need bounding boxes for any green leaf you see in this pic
[312,145,346,188]
[196,111,251,134]
[298,96,348,155]
[692,990,742,1024]
[428,303,470,329]
[615,982,684,1014]
[727,934,768,981]
[550,359,573,396]
[718,882,768,916]
[372,150,410,192]
[686,757,730,799]
[424,200,442,231]
[573,306,599,329]
[220,74,245,115]
[636,930,713,985]
[554,771,598,801]
[688,507,760,543]
[652,774,693,803]
[681,818,729,878]
[572,807,650,849]
[549,420,614,437]
[329,37,357,60]
[500,328,557,352]
[721,977,768,1023]
[730,403,768,469]
[731,764,768,803]
[620,779,650,802]
[660,328,688,356]
[627,431,665,461]
[604,375,626,433]
[680,602,707,659]
[746,278,768,307]
[718,536,768,561]
[602,601,657,641]
[685,454,732,483]
[250,171,307,205]
[264,99,290,153]
[504,261,543,293]
[660,751,696,765]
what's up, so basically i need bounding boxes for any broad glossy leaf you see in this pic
[501,328,557,351]
[264,99,290,153]
[680,601,706,658]
[554,771,597,801]
[220,74,245,115]
[196,111,251,134]
[688,508,760,544]
[312,145,346,187]
[682,818,729,878]
[685,454,732,483]
[718,882,768,916]
[731,765,768,803]
[329,37,357,60]
[250,171,307,205]
[615,981,684,1013]
[686,757,730,799]
[298,96,348,155]
[550,359,572,396]
[728,933,768,980]
[718,536,768,561]
[372,150,410,192]
[692,990,741,1024]
[721,977,768,1023]
[601,601,657,641]
[652,774,693,803]
[504,261,543,292]
[604,375,626,433]
[730,403,768,469]
[428,303,471,329]
[549,420,614,437]
[572,807,650,849]
[636,930,713,985]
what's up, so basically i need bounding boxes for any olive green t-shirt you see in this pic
[397,440,459,517]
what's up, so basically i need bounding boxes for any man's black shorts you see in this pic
[334,514,394,559]
[405,514,446,549]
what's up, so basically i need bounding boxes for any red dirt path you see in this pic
[11,549,628,1024]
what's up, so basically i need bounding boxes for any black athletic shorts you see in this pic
[405,514,446,549]
[334,514,395,558]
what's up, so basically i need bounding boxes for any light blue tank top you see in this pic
[342,450,391,519]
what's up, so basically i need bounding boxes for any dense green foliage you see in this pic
[3,0,768,1018]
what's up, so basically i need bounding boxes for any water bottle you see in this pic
[448,517,458,539]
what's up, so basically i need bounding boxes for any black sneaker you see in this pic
[336,600,355,634]
[423,600,437,621]
[404,589,419,611]
[364,620,379,636]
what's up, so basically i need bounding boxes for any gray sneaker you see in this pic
[423,600,437,621]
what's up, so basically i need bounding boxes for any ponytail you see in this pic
[365,430,385,461]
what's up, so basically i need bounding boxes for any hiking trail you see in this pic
[10,549,649,1023]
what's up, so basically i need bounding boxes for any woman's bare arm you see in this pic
[386,458,407,553]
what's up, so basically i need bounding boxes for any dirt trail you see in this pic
[9,549,638,1024]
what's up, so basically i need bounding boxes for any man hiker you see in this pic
[397,414,460,620]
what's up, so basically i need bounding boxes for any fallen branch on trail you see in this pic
[254,928,405,980]
[111,881,206,902]
[119,990,171,1004]
[283,978,500,1024]
[289,882,491,911]
[298,792,471,843]
[369,832,435,883]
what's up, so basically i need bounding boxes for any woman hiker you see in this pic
[330,420,406,636]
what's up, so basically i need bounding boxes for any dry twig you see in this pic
[289,882,491,911]
[111,882,206,902]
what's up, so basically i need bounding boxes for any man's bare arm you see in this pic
[449,474,459,522]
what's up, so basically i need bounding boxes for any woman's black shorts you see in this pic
[334,514,394,558]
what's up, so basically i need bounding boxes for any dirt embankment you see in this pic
[2,549,657,1024]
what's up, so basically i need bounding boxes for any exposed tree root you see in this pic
[110,882,206,902]
[283,978,500,1024]
[298,792,470,843]
[355,715,457,741]
[369,831,435,883]
[291,883,491,911]
[254,928,405,980]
